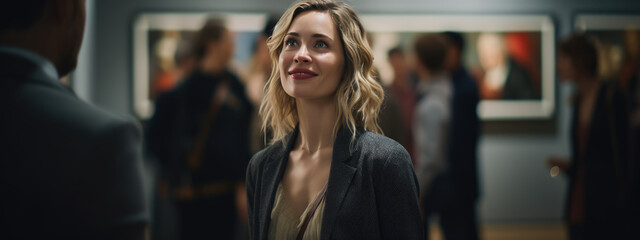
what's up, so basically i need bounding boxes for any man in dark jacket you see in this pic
[420,32,480,240]
[145,18,252,240]
[0,1,148,239]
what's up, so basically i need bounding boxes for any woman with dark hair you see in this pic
[246,1,424,239]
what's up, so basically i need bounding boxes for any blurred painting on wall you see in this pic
[575,14,640,90]
[361,14,555,120]
[133,13,267,119]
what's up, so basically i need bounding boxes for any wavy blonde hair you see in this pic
[260,0,384,146]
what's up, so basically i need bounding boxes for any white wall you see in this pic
[82,0,640,222]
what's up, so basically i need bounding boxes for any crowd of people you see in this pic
[1,0,638,239]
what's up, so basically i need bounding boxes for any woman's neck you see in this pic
[295,97,338,154]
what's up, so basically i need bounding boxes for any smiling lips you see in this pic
[288,68,318,80]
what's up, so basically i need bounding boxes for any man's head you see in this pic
[387,46,409,82]
[0,1,48,33]
[0,0,86,77]
[557,33,599,81]
[414,33,450,79]
[387,47,405,71]
[192,18,234,74]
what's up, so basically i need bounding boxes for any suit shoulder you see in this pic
[15,82,140,140]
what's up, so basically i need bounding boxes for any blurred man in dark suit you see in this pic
[0,1,148,239]
[145,18,252,240]
[441,31,481,240]
[416,32,481,240]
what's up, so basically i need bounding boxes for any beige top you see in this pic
[268,183,326,240]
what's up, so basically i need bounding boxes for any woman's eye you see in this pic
[285,39,297,47]
[315,41,327,48]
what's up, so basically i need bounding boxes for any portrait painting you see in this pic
[360,14,556,120]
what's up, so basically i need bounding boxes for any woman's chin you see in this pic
[284,88,314,99]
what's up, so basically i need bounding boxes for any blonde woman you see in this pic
[245,0,424,239]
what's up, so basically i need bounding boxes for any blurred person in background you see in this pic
[0,0,148,239]
[376,74,406,154]
[245,16,279,155]
[363,33,405,149]
[414,33,478,240]
[147,30,198,240]
[370,40,405,156]
[387,46,418,165]
[438,31,481,240]
[618,30,640,208]
[547,33,632,240]
[145,18,252,240]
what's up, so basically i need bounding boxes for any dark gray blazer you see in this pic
[0,52,147,239]
[246,125,424,240]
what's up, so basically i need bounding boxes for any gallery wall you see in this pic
[75,0,640,222]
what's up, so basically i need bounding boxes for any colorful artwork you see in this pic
[361,14,555,120]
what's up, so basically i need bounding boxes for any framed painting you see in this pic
[360,14,556,120]
[574,14,640,87]
[132,12,267,119]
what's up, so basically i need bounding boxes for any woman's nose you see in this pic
[294,45,312,63]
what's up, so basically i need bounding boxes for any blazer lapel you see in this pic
[258,126,299,239]
[321,126,358,240]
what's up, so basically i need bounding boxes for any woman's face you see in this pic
[279,10,345,101]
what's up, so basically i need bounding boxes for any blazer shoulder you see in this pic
[249,147,271,167]
[247,143,283,172]
[357,131,412,167]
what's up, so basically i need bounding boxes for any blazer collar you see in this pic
[259,124,361,240]
[258,125,299,239]
[320,125,359,240]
